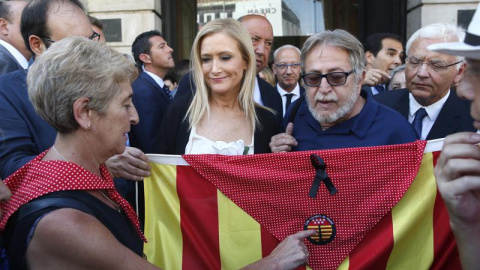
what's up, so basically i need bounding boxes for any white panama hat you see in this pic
[428,3,480,60]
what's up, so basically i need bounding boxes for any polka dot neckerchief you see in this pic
[0,149,146,242]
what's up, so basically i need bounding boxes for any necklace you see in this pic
[52,145,68,162]
[100,190,121,213]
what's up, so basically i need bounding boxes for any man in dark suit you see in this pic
[175,15,283,117]
[272,44,305,116]
[362,33,403,95]
[0,0,151,181]
[374,23,475,140]
[0,1,30,75]
[129,30,175,154]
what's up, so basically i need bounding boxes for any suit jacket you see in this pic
[257,74,283,118]
[0,70,56,179]
[361,85,375,96]
[0,44,24,75]
[129,71,171,154]
[373,89,476,140]
[158,95,281,155]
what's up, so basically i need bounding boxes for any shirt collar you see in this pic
[408,90,450,122]
[277,83,300,97]
[142,65,166,88]
[0,39,29,69]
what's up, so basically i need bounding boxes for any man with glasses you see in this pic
[0,0,151,182]
[269,29,416,152]
[374,23,475,140]
[272,45,305,116]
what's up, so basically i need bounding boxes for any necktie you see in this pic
[285,93,294,111]
[374,84,385,93]
[412,108,427,138]
[163,85,173,100]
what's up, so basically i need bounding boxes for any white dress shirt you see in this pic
[142,65,166,88]
[0,39,28,69]
[408,90,450,140]
[277,83,301,116]
[253,77,263,105]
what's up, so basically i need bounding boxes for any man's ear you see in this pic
[29,35,46,56]
[73,97,92,130]
[365,51,374,66]
[0,18,9,36]
[139,53,151,64]
[452,62,467,87]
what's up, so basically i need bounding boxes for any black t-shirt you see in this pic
[4,190,143,269]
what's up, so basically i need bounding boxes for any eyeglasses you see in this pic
[406,57,462,72]
[41,31,101,44]
[274,62,302,71]
[301,70,354,87]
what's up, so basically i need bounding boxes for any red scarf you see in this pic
[0,149,146,242]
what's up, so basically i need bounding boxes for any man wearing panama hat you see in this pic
[431,3,480,269]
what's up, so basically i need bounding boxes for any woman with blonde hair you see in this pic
[159,18,279,155]
[158,18,313,269]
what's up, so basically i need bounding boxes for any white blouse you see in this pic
[185,125,254,155]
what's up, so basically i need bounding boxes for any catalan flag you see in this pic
[143,140,460,270]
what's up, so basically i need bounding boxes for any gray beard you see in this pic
[307,85,359,124]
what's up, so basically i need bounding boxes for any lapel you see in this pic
[139,71,170,102]
[299,86,306,97]
[0,44,23,69]
[394,90,410,119]
[426,92,461,140]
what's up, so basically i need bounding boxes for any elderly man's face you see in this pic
[241,16,274,72]
[304,44,362,127]
[457,59,480,129]
[272,47,302,92]
[405,37,465,106]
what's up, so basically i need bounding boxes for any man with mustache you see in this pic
[374,23,475,140]
[270,29,416,152]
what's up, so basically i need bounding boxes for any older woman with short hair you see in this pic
[1,37,160,270]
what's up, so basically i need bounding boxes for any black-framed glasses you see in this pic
[274,62,302,71]
[301,70,354,87]
[41,31,101,44]
[406,56,462,72]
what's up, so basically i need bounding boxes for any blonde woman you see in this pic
[158,18,314,269]
[159,19,280,155]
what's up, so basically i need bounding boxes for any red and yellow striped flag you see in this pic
[143,140,460,270]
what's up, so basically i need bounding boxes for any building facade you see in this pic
[84,0,480,63]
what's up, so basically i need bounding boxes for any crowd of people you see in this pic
[0,0,479,269]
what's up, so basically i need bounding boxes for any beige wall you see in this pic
[84,0,163,55]
[407,0,480,39]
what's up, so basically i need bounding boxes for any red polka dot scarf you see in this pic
[0,149,146,242]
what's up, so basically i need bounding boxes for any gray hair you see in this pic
[390,64,406,78]
[301,29,365,83]
[273,44,301,61]
[28,36,137,134]
[406,23,466,66]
